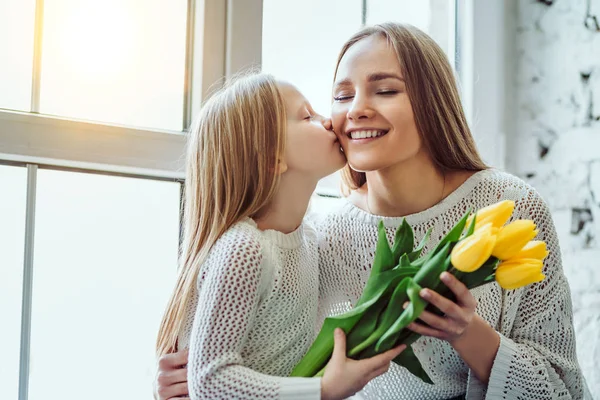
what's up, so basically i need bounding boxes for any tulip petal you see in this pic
[508,240,549,261]
[467,200,515,230]
[492,220,538,260]
[451,223,497,272]
[495,258,545,290]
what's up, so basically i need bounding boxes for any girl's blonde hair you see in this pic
[334,23,487,192]
[156,73,287,356]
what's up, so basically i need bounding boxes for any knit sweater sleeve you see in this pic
[468,188,584,400]
[187,227,321,400]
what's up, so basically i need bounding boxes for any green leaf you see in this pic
[374,220,395,274]
[398,253,412,269]
[393,345,433,385]
[375,279,426,352]
[355,220,413,308]
[463,212,477,238]
[348,277,412,357]
[392,219,414,263]
[355,264,418,308]
[408,228,432,262]
[431,209,472,254]
[290,284,388,377]
[376,249,452,353]
[345,297,388,353]
[412,243,452,288]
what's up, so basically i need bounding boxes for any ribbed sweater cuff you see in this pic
[278,377,321,400]
[485,333,519,398]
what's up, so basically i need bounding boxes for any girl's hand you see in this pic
[321,329,406,400]
[407,272,478,346]
[155,349,189,400]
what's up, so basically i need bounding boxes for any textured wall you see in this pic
[508,0,600,394]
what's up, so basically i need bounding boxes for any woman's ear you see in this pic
[274,159,288,175]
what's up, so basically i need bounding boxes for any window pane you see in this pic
[29,170,180,400]
[262,0,362,197]
[39,0,188,131]
[0,165,27,400]
[0,0,36,111]
[262,0,362,116]
[367,0,453,57]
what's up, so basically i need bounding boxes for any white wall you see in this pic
[470,0,600,394]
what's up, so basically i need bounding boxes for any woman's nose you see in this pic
[347,95,375,121]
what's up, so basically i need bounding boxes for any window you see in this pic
[367,0,454,60]
[0,165,27,400]
[0,0,227,178]
[262,0,363,116]
[2,2,460,398]
[28,170,180,400]
[39,0,188,131]
[0,0,36,111]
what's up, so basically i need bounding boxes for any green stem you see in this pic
[314,365,326,377]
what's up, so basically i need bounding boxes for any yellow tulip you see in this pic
[467,200,515,231]
[508,240,548,261]
[495,258,545,290]
[492,219,538,260]
[451,223,497,272]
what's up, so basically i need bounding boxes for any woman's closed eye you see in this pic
[333,94,354,102]
[377,90,399,96]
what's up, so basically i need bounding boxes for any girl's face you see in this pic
[331,35,424,173]
[278,82,346,179]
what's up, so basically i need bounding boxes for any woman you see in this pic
[156,23,585,399]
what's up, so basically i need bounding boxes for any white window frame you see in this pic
[4,2,264,400]
[456,0,510,170]
[0,0,264,180]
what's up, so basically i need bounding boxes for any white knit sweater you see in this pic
[315,169,585,400]
[179,218,322,400]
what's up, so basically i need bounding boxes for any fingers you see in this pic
[157,367,188,387]
[419,288,463,318]
[156,381,189,400]
[387,344,406,360]
[158,349,189,370]
[365,346,405,381]
[407,321,447,339]
[440,272,477,310]
[331,328,346,361]
[366,363,390,382]
[362,344,406,371]
[413,309,451,332]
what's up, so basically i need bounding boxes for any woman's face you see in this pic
[278,81,346,179]
[331,35,423,173]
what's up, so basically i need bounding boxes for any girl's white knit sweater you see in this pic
[179,218,322,400]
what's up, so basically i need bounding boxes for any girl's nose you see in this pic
[320,116,333,131]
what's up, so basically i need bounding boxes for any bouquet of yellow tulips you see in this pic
[290,200,548,383]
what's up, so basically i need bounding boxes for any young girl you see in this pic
[156,24,588,400]
[155,73,405,400]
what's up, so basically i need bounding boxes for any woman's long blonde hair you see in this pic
[156,73,287,356]
[334,23,487,191]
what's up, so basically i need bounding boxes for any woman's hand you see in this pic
[407,272,500,383]
[406,272,477,345]
[321,328,406,400]
[154,349,189,400]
